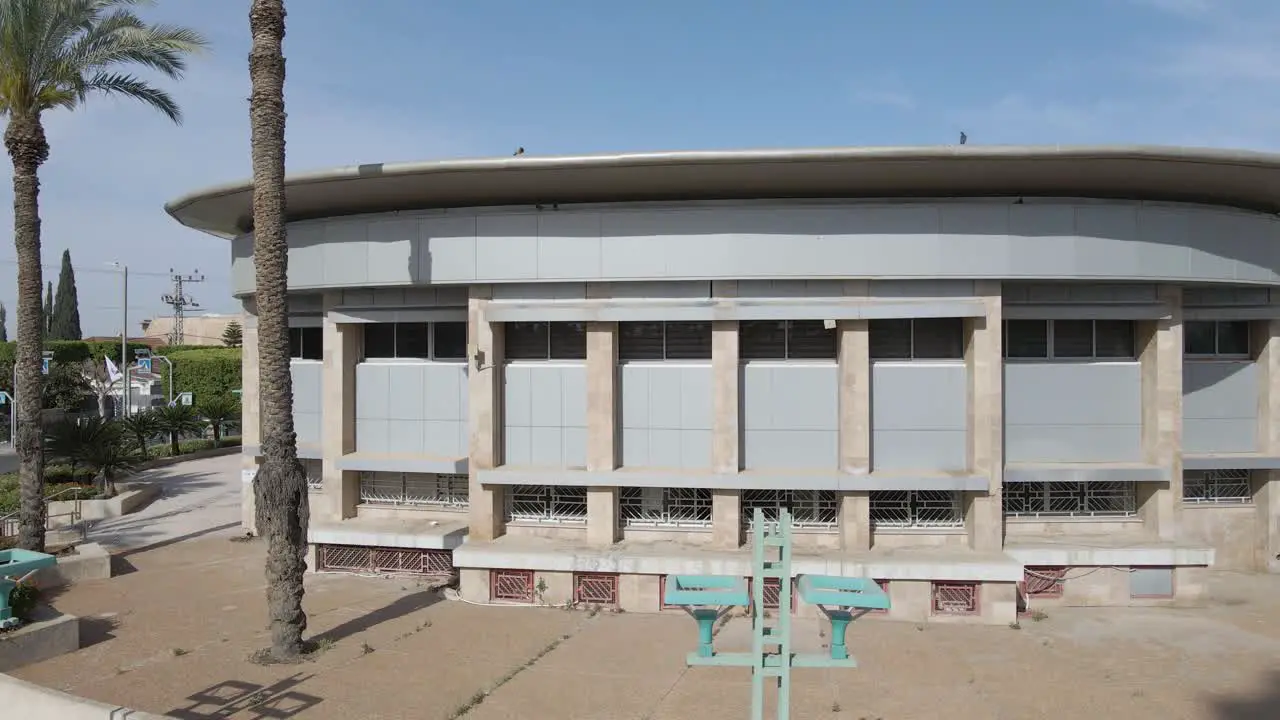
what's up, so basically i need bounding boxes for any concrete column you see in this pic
[1254,311,1280,572]
[1138,285,1183,541]
[321,293,361,523]
[239,304,260,534]
[467,286,505,542]
[838,279,872,550]
[711,281,741,548]
[586,320,619,545]
[964,280,1003,552]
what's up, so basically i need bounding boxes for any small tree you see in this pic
[153,404,205,456]
[0,302,7,342]
[43,281,53,334]
[222,321,243,348]
[197,394,240,446]
[42,363,89,412]
[80,420,138,497]
[120,410,163,460]
[79,358,113,418]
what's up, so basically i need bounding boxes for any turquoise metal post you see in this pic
[828,610,853,660]
[693,608,717,657]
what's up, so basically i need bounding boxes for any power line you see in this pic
[161,268,206,345]
[0,258,226,280]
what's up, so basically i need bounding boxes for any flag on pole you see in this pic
[105,357,124,384]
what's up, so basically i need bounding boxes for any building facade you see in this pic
[167,146,1280,625]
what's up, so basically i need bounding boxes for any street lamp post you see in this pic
[109,262,129,417]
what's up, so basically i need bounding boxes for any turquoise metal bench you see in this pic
[0,548,57,630]
[663,508,893,720]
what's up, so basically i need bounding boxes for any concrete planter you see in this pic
[0,605,79,673]
[46,484,161,529]
[32,543,111,588]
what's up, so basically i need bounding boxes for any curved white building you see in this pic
[168,145,1280,623]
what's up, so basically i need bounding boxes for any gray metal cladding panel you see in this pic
[231,200,1280,295]
[502,364,588,467]
[870,362,968,471]
[354,362,468,455]
[619,364,713,468]
[740,364,838,469]
[290,361,323,447]
[1129,567,1174,598]
[1004,362,1143,463]
[1183,360,1259,454]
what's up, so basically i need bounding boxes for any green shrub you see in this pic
[7,581,40,623]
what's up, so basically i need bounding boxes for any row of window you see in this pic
[299,318,1257,363]
[352,473,1256,522]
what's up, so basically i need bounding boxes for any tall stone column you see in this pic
[1254,308,1280,572]
[1139,285,1183,540]
[467,286,505,542]
[586,318,620,545]
[322,292,361,523]
[965,280,1004,552]
[839,280,872,551]
[240,303,261,534]
[711,281,741,548]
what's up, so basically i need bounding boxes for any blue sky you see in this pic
[1,0,1277,336]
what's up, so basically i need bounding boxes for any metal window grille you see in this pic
[1004,319,1136,359]
[359,472,469,510]
[1183,469,1252,504]
[574,573,618,605]
[504,485,587,525]
[491,569,535,602]
[1003,481,1137,518]
[1022,567,1066,599]
[739,320,836,360]
[305,460,323,491]
[932,582,979,616]
[870,490,964,528]
[741,490,838,531]
[619,487,712,529]
[619,321,712,360]
[870,318,964,360]
[749,577,795,612]
[316,545,454,577]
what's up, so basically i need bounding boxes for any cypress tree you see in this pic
[43,281,53,334]
[50,249,83,340]
[0,302,7,342]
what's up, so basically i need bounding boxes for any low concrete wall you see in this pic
[0,672,169,719]
[134,444,240,472]
[32,543,111,588]
[0,606,79,673]
[47,485,162,529]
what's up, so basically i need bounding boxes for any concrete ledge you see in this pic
[484,297,987,323]
[336,452,468,474]
[453,538,1025,582]
[32,543,111,588]
[136,444,241,470]
[242,442,322,460]
[1183,454,1280,471]
[1005,543,1215,567]
[0,606,79,673]
[1004,463,1169,483]
[309,517,468,550]
[478,467,988,491]
[0,672,168,719]
[48,485,161,529]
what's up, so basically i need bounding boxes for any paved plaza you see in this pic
[10,532,1280,719]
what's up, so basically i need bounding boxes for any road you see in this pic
[84,452,242,552]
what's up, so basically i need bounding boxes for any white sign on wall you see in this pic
[241,468,258,485]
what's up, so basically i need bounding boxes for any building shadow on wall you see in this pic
[1208,670,1280,720]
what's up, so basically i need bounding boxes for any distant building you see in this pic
[140,313,241,347]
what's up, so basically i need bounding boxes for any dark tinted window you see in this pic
[1052,320,1094,358]
[619,322,664,360]
[288,327,303,359]
[740,321,787,360]
[300,327,323,360]
[395,322,430,359]
[548,322,587,360]
[1005,320,1048,358]
[432,322,467,360]
[870,320,912,359]
[363,323,396,359]
[786,320,836,359]
[664,322,712,360]
[505,322,549,360]
[912,318,964,359]
[1217,321,1250,356]
[1094,320,1135,359]
[1184,321,1216,355]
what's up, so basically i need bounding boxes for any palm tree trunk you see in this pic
[5,115,50,552]
[250,0,309,662]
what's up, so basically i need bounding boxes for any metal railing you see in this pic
[0,485,88,543]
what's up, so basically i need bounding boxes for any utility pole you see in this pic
[162,268,205,346]
[108,262,130,417]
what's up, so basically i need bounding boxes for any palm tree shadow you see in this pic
[1209,670,1280,720]
[309,588,442,644]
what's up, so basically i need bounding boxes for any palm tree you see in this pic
[197,394,240,446]
[152,404,204,456]
[0,0,207,552]
[79,419,138,497]
[119,408,162,459]
[44,417,95,480]
[250,0,309,662]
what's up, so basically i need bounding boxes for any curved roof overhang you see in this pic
[165,145,1280,239]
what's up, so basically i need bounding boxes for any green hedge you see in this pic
[154,347,241,405]
[0,340,155,395]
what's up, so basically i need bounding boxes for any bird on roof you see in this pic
[514,147,525,156]
[959,132,967,145]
